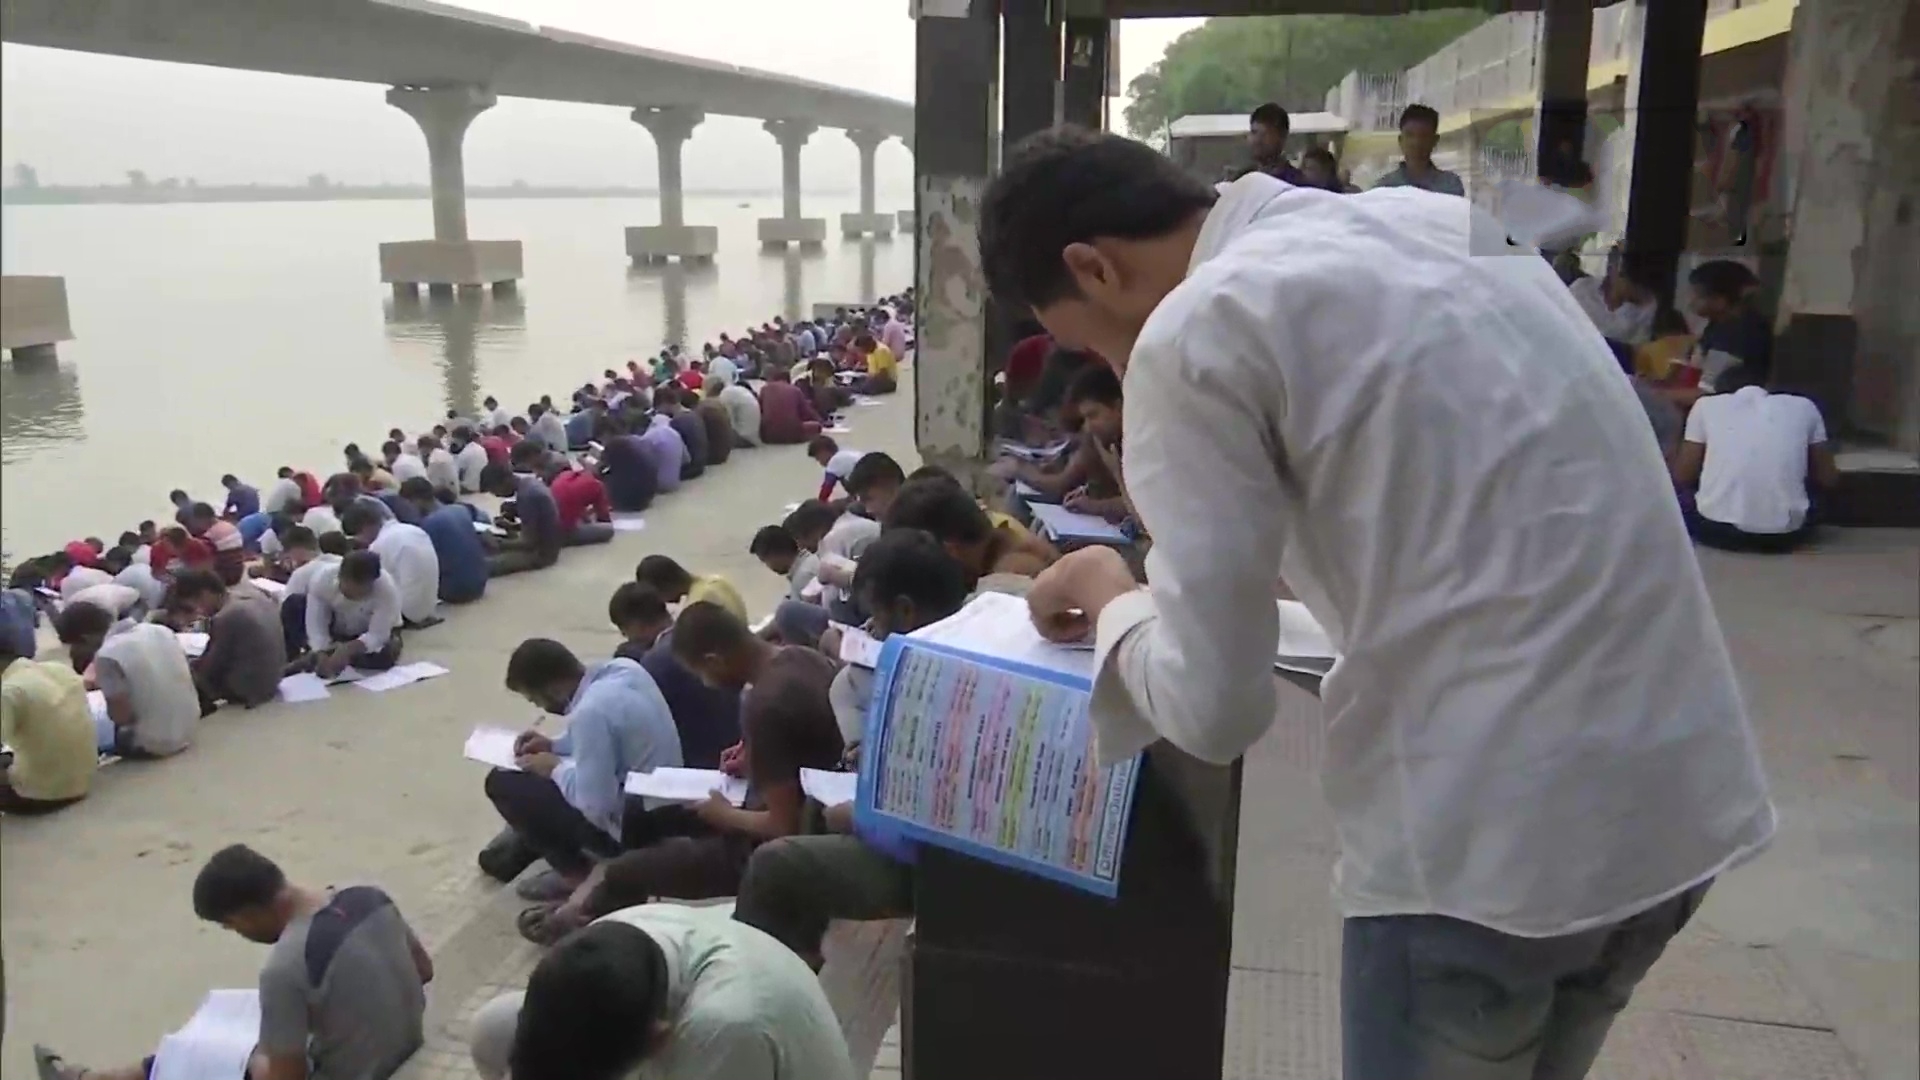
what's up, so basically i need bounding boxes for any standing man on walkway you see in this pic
[980,128,1775,1080]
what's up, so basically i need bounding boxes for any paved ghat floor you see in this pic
[3,380,1914,1079]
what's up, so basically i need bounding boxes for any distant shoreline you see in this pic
[1,185,870,206]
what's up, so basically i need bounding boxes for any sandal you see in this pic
[517,902,586,946]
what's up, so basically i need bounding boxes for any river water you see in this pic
[0,194,912,556]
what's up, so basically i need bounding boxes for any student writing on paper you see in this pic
[340,506,442,630]
[478,462,565,577]
[842,451,907,521]
[753,367,823,446]
[516,603,841,947]
[1057,363,1131,524]
[296,551,405,678]
[635,555,748,624]
[608,584,741,771]
[1,635,97,813]
[749,525,821,608]
[763,501,853,648]
[884,476,1058,588]
[468,905,857,1080]
[807,435,866,502]
[488,639,686,905]
[734,530,973,968]
[36,844,432,1080]
[167,572,288,712]
[54,602,199,758]
[395,479,489,604]
[982,128,1773,1079]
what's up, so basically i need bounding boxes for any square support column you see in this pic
[1062,17,1112,131]
[380,85,522,291]
[629,106,718,264]
[758,118,827,247]
[1,275,74,363]
[1621,0,1709,307]
[1535,0,1595,176]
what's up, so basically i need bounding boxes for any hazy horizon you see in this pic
[2,4,1202,192]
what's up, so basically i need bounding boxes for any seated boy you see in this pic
[885,476,1059,588]
[36,845,432,1080]
[807,436,866,501]
[1672,364,1838,553]
[609,583,741,770]
[1,638,97,813]
[299,550,405,675]
[634,555,747,623]
[170,570,289,711]
[750,524,820,605]
[54,602,199,756]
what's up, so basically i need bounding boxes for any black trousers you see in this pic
[485,768,622,878]
[1684,506,1816,554]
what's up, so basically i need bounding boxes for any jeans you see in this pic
[1684,506,1815,554]
[1341,881,1711,1080]
[733,834,914,964]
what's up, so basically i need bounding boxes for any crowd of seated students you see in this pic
[1,293,917,821]
[1563,251,1834,554]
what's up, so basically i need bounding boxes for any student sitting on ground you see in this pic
[62,573,146,624]
[1672,364,1838,554]
[756,368,822,445]
[594,421,661,514]
[35,844,432,1080]
[1687,259,1773,394]
[805,492,883,626]
[396,478,489,604]
[298,550,405,676]
[635,410,690,497]
[185,502,248,585]
[220,474,261,520]
[469,904,857,1080]
[850,331,898,395]
[609,583,741,771]
[734,529,972,968]
[0,633,95,813]
[714,374,762,449]
[653,392,709,480]
[274,527,342,650]
[489,639,684,901]
[452,426,491,493]
[479,462,564,576]
[1059,363,1132,523]
[695,387,737,464]
[342,505,442,629]
[528,402,570,453]
[539,453,617,547]
[635,555,748,623]
[886,476,1058,588]
[806,357,852,419]
[514,601,843,946]
[54,601,199,758]
[750,524,820,605]
[765,502,843,648]
[843,451,907,521]
[169,570,287,711]
[386,439,429,484]
[808,436,866,501]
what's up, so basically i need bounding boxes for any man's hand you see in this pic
[694,789,734,825]
[516,752,560,778]
[314,649,350,679]
[817,624,844,660]
[718,741,746,778]
[1027,546,1138,644]
[823,801,855,833]
[515,730,553,756]
[1063,491,1093,514]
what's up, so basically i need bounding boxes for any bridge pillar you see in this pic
[840,129,895,239]
[628,106,718,265]
[758,118,827,247]
[380,86,522,296]
[1,275,74,365]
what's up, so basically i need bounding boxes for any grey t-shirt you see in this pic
[203,582,288,707]
[257,886,425,1080]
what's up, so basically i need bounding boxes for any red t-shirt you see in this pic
[678,369,705,392]
[148,536,215,575]
[292,471,323,509]
[480,435,512,467]
[63,541,102,569]
[1005,334,1052,390]
[550,469,610,530]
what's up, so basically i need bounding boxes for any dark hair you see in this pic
[505,637,585,693]
[191,844,286,922]
[1398,103,1441,132]
[980,127,1216,311]
[1713,361,1763,393]
[884,477,992,545]
[318,532,352,557]
[510,920,671,1080]
[339,505,381,538]
[852,529,972,624]
[634,555,693,593]
[1063,362,1123,408]
[781,499,841,542]
[906,464,959,486]
[168,488,189,504]
[220,473,238,487]
[1651,307,1691,338]
[117,530,142,549]
[169,568,227,603]
[382,440,403,459]
[806,434,839,458]
[845,452,906,498]
[280,525,317,550]
[607,582,671,631]
[670,600,752,663]
[479,462,514,493]
[749,524,800,559]
[1302,145,1338,170]
[339,549,382,585]
[1250,102,1290,134]
[398,477,436,501]
[53,600,114,643]
[188,501,217,521]
[277,466,294,479]
[510,441,545,468]
[1687,259,1759,303]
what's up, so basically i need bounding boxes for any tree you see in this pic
[307,172,330,189]
[126,169,150,188]
[1123,12,1492,139]
[11,163,39,189]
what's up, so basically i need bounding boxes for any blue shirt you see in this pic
[236,511,275,551]
[377,492,422,526]
[223,483,261,519]
[550,658,685,838]
[638,417,687,494]
[513,474,563,559]
[565,409,597,450]
[0,588,39,659]
[1371,161,1467,196]
[419,504,489,603]
[619,632,740,770]
[600,435,657,512]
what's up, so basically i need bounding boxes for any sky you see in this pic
[0,2,1202,192]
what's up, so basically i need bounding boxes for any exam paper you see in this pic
[175,632,209,658]
[352,661,451,693]
[800,767,858,807]
[248,576,287,599]
[1028,503,1130,544]
[87,689,110,726]
[1274,599,1338,675]
[995,438,1071,463]
[463,726,523,771]
[624,767,748,805]
[837,625,883,669]
[610,514,648,533]
[822,426,853,435]
[149,989,261,1080]
[276,673,332,704]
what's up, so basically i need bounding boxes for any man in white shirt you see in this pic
[262,468,304,515]
[387,440,430,485]
[452,426,491,493]
[1672,366,1837,553]
[484,394,513,431]
[715,380,762,449]
[1567,246,1656,346]
[300,550,404,676]
[342,506,441,627]
[529,403,570,453]
[418,435,461,493]
[468,904,856,1080]
[54,603,199,758]
[981,129,1774,1080]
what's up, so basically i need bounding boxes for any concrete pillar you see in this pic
[379,85,522,291]
[1061,18,1111,130]
[1535,0,1594,176]
[1,275,74,364]
[628,106,718,265]
[1621,0,1709,307]
[758,119,827,247]
[840,129,896,238]
[1774,0,1920,454]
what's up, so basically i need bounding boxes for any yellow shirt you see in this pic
[1635,334,1695,382]
[689,575,748,623]
[866,344,898,380]
[2,659,96,801]
[986,510,1034,541]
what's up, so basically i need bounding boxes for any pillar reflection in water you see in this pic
[858,238,877,304]
[783,247,804,323]
[383,290,526,421]
[0,359,85,465]
[626,260,712,353]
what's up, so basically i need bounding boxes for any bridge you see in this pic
[0,0,916,311]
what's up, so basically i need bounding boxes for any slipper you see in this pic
[513,867,574,902]
[517,903,585,946]
[34,1044,82,1080]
